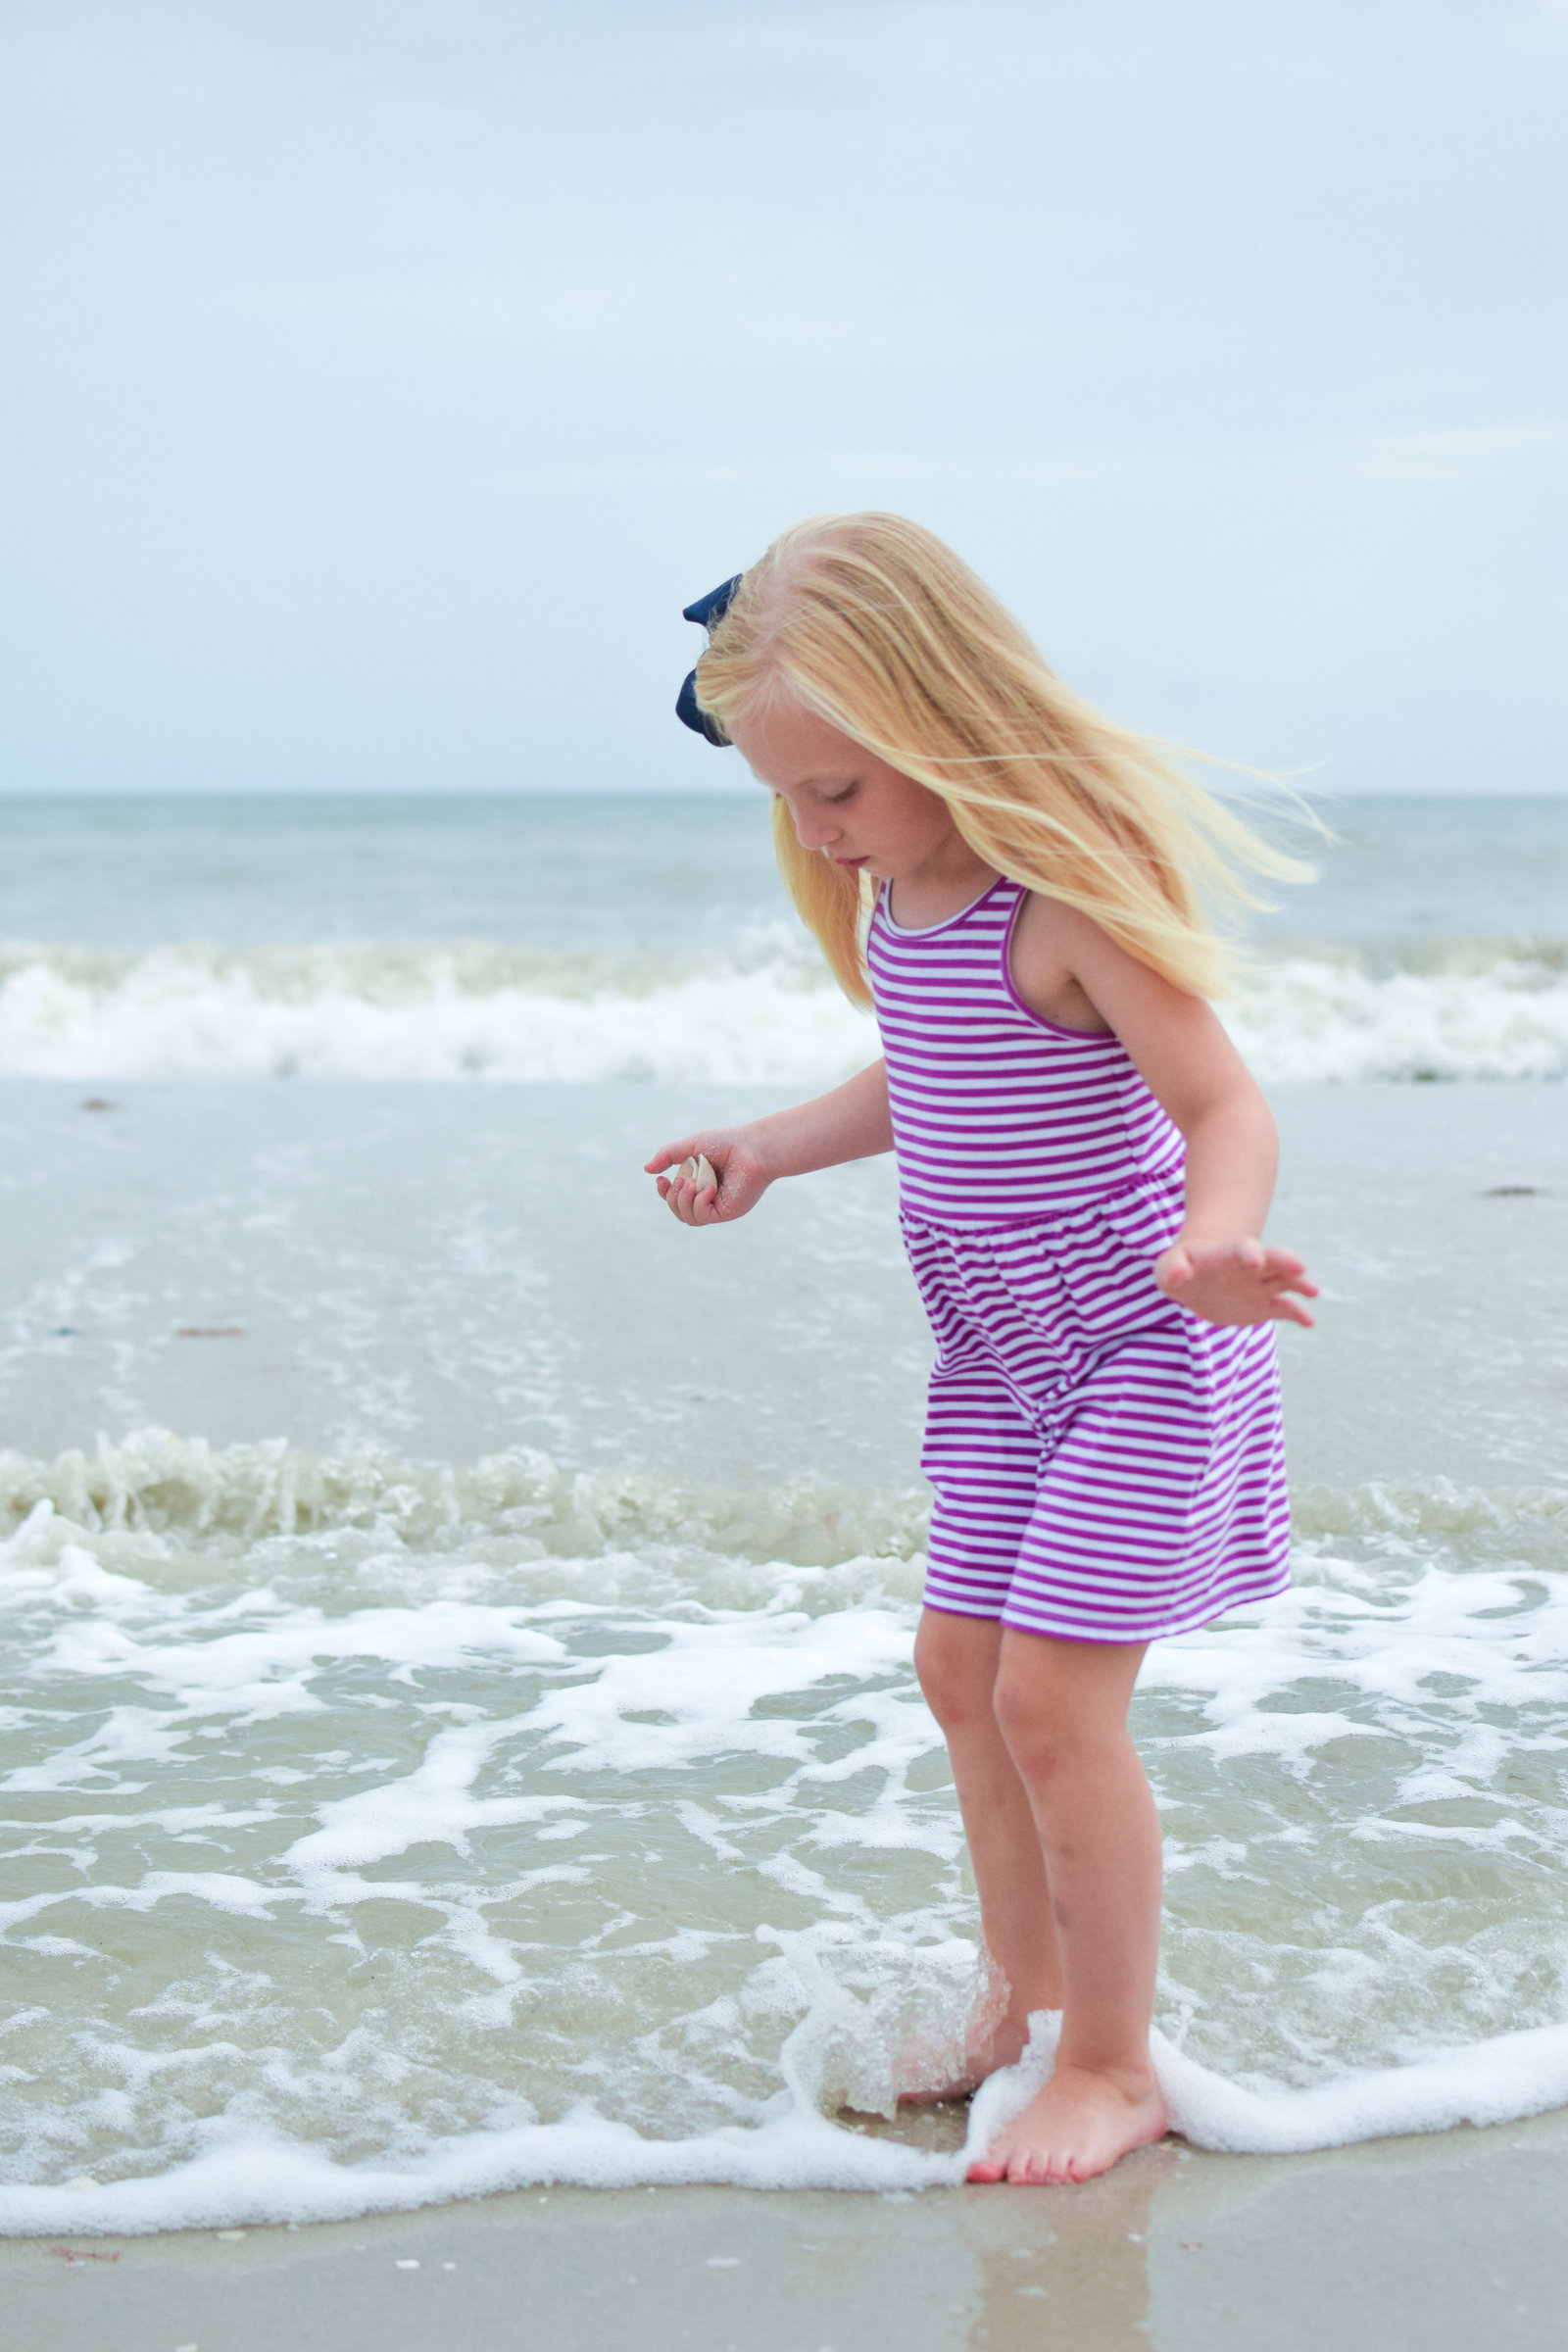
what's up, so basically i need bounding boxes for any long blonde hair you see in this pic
[693,512,1311,1004]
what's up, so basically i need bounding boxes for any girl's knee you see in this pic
[991,1667,1066,1780]
[913,1609,1003,1733]
[991,1640,1138,1782]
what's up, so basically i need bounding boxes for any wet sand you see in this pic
[2,1077,1564,1488]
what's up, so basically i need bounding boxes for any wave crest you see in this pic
[2,938,1566,1082]
[0,1428,932,1572]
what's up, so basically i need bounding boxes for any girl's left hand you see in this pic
[644,1127,773,1225]
[1154,1239,1317,1328]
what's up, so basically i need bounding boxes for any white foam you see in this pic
[1225,952,1568,1082]
[2,938,1565,1083]
[0,942,876,1084]
[0,2099,956,2234]
[7,2008,1568,2234]
[1152,2016,1568,2153]
[968,2008,1568,2164]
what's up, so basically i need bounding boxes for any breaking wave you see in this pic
[3,1427,1565,1561]
[1,937,1565,1084]
[0,1428,931,1578]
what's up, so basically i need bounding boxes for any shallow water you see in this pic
[2,1446,1567,2225]
[0,794,1565,2229]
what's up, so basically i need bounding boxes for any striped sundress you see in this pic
[867,872,1291,1642]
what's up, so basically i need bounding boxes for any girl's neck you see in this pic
[884,834,999,930]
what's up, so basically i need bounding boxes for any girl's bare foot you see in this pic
[897,2011,1034,2105]
[965,2062,1167,2183]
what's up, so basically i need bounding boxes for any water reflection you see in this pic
[958,2142,1174,2350]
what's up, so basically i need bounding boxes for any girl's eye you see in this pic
[821,784,858,807]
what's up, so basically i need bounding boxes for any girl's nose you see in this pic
[792,806,839,852]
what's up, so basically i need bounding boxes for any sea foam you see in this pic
[1,939,1565,1083]
[12,2008,1568,2237]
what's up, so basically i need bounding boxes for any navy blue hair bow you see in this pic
[675,574,743,745]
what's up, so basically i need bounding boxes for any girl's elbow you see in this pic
[1236,1073,1277,1137]
[1174,1074,1276,1148]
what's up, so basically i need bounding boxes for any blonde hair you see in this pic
[693,512,1312,1004]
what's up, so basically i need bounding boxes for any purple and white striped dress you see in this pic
[867,872,1291,1643]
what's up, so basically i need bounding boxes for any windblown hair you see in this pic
[693,512,1311,1004]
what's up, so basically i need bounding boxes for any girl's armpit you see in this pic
[1005,892,1115,1037]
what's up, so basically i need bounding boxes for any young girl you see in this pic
[647,514,1316,2187]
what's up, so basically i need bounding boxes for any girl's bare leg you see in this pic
[967,1627,1167,2184]
[908,1610,1064,2094]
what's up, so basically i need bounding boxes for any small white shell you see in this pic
[676,1153,717,1191]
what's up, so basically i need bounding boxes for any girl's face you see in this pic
[727,699,975,884]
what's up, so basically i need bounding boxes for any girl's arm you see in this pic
[1013,900,1316,1328]
[646,1058,893,1226]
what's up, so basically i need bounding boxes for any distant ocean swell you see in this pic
[2,940,1566,1083]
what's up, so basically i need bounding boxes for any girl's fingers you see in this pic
[644,1139,709,1175]
[654,1162,730,1226]
[1173,1253,1319,1325]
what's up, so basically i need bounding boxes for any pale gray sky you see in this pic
[3,0,1564,794]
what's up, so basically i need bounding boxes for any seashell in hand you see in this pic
[676,1153,717,1191]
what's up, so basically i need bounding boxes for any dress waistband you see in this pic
[898,1162,1184,1237]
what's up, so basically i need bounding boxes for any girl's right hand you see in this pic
[644,1130,772,1227]
[1154,1237,1317,1327]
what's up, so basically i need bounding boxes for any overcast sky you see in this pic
[3,0,1564,795]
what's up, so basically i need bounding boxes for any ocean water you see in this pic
[0,790,1565,2233]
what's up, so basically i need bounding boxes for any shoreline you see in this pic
[9,2108,1568,2352]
